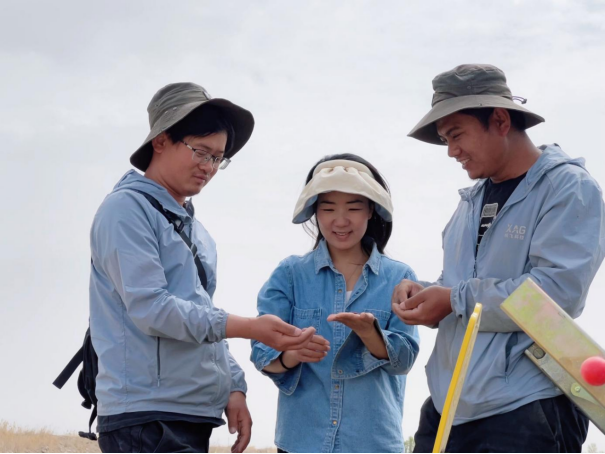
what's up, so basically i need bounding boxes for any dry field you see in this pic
[0,421,274,453]
[0,421,100,453]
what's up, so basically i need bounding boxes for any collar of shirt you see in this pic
[313,239,381,275]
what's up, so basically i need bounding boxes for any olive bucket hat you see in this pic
[130,82,255,171]
[408,64,544,145]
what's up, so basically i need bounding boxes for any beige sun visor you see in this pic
[292,159,393,224]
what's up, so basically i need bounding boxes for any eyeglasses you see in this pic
[180,140,231,170]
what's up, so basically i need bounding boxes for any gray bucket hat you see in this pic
[130,82,254,171]
[408,64,544,145]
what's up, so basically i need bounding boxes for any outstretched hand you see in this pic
[327,312,376,337]
[250,314,316,351]
[327,312,388,360]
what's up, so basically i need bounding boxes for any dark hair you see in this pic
[458,107,526,131]
[165,105,236,155]
[303,153,392,255]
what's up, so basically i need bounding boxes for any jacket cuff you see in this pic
[217,310,229,341]
[230,371,248,395]
[230,386,247,396]
[450,281,469,321]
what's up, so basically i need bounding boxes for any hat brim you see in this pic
[291,160,394,224]
[130,98,254,172]
[408,95,545,145]
[293,194,392,224]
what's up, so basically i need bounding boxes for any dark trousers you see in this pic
[98,420,214,453]
[413,395,589,453]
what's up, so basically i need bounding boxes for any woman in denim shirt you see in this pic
[251,154,420,453]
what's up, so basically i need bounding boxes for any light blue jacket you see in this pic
[422,145,605,424]
[90,170,246,419]
[251,240,420,453]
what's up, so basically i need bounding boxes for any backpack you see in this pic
[53,190,207,440]
[53,328,98,440]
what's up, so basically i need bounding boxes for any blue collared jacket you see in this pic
[251,240,420,453]
[90,170,246,420]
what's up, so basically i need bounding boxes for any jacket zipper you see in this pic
[467,196,478,278]
[475,176,532,261]
[472,185,523,275]
[156,337,161,387]
[470,184,525,383]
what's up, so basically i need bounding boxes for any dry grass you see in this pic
[0,421,274,453]
[0,421,100,453]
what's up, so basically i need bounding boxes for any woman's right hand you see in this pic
[282,335,331,367]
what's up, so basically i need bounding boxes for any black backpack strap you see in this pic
[78,406,98,441]
[128,189,208,289]
[172,227,208,290]
[53,346,84,389]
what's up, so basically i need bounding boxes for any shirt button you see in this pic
[338,289,342,293]
[335,385,340,390]
[338,369,343,374]
[332,420,337,425]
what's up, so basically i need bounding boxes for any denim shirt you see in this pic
[251,240,420,453]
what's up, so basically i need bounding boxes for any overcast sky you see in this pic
[1,0,605,450]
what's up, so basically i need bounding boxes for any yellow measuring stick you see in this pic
[433,303,483,453]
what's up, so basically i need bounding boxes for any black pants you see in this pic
[98,420,214,453]
[414,395,589,453]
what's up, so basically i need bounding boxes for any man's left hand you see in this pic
[225,391,252,453]
[392,286,453,326]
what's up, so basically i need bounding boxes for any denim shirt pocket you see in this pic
[291,307,322,331]
[363,308,390,330]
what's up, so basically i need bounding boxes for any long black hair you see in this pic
[302,153,392,255]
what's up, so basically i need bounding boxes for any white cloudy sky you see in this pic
[1,0,605,450]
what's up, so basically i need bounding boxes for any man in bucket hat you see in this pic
[90,83,315,453]
[392,65,605,452]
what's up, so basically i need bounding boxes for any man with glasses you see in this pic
[90,83,314,453]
